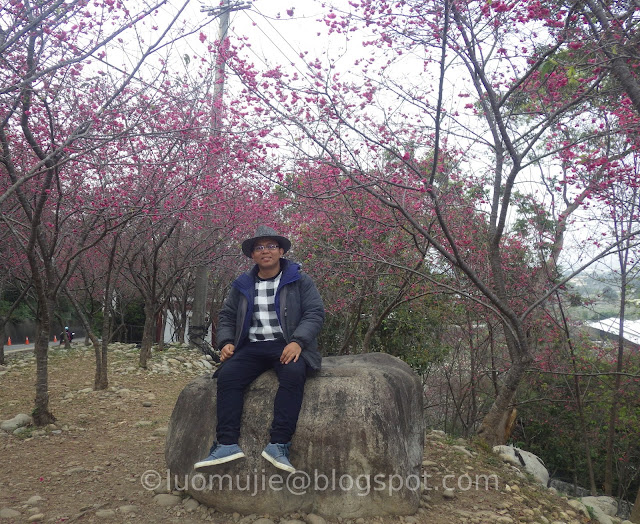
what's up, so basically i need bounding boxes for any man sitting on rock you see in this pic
[194,226,325,473]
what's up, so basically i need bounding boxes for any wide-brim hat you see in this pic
[241,225,291,257]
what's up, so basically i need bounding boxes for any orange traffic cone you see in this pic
[7,337,11,346]
[54,335,57,342]
[26,336,29,344]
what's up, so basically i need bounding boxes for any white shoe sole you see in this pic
[194,451,245,470]
[261,450,296,473]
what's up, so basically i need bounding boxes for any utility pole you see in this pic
[189,0,251,355]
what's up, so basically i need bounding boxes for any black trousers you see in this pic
[215,340,308,445]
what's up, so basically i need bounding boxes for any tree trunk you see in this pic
[96,298,113,390]
[157,309,167,351]
[189,265,208,350]
[33,300,56,426]
[139,301,155,368]
[0,323,5,366]
[605,251,629,495]
[630,487,640,523]
[476,352,530,446]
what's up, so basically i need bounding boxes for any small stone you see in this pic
[452,445,474,457]
[183,498,200,511]
[153,479,170,494]
[305,514,327,524]
[135,420,153,427]
[28,514,45,522]
[95,509,116,518]
[25,495,45,505]
[422,460,438,467]
[154,494,181,507]
[118,505,138,514]
[64,467,85,475]
[443,489,455,499]
[0,508,21,518]
[253,519,276,524]
[142,401,152,407]
[152,426,168,437]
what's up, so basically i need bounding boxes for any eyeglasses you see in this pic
[253,244,280,252]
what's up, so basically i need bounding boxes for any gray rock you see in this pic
[451,445,473,457]
[183,498,200,511]
[166,353,424,518]
[28,514,45,522]
[154,494,181,507]
[580,496,618,517]
[1,413,32,432]
[118,505,138,514]
[305,515,326,524]
[493,445,549,486]
[95,509,116,518]
[567,499,590,517]
[0,508,21,518]
[548,478,590,498]
[253,519,276,524]
[153,479,170,494]
[64,467,85,475]
[25,495,45,505]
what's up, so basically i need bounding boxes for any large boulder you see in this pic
[493,445,549,486]
[580,496,618,517]
[165,353,424,518]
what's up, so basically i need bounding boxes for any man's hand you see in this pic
[220,343,235,362]
[280,341,302,364]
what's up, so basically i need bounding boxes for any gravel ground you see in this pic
[0,343,594,524]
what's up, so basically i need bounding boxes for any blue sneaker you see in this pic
[194,442,245,470]
[261,442,296,473]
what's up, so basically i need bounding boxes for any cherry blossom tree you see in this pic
[0,0,246,423]
[230,0,640,446]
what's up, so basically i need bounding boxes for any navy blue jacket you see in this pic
[216,259,325,370]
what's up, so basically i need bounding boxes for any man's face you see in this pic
[251,238,284,272]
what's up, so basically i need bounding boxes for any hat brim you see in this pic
[242,235,291,257]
